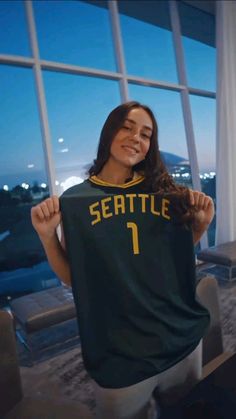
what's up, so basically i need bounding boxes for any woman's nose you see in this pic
[132,132,140,141]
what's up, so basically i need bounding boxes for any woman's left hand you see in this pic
[189,190,215,243]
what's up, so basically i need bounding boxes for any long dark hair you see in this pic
[88,101,195,224]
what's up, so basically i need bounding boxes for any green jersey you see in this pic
[60,175,210,388]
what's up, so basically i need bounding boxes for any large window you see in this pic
[0,0,216,300]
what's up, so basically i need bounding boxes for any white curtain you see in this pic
[216,0,236,244]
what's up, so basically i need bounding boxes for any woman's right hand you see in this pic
[31,196,61,240]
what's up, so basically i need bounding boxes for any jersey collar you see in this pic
[89,174,145,189]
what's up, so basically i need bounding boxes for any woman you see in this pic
[31,101,214,419]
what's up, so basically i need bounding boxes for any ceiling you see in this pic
[84,0,216,46]
[181,0,216,15]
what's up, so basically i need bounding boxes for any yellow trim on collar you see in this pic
[89,175,145,188]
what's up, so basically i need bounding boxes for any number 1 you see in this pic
[127,222,140,255]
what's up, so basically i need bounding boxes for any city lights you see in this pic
[21,182,29,189]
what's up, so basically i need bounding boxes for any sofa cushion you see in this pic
[9,286,76,333]
[197,241,236,267]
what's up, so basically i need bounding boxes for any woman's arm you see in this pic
[31,196,71,286]
[188,190,215,245]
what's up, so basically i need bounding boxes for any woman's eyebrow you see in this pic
[125,118,153,131]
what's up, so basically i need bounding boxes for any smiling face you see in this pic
[108,107,153,170]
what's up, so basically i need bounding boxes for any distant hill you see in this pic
[83,151,188,172]
[160,151,189,166]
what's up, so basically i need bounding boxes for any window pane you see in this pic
[0,66,57,298]
[182,37,216,91]
[0,0,31,56]
[178,2,216,91]
[190,96,216,174]
[43,72,121,194]
[34,0,116,71]
[119,0,178,83]
[129,84,192,188]
[0,66,47,187]
[190,95,216,245]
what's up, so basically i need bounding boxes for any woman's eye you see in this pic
[123,125,131,130]
[142,133,150,139]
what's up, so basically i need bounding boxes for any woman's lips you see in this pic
[122,145,138,154]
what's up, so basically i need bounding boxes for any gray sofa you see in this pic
[9,285,77,362]
[197,240,236,281]
[0,309,92,419]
